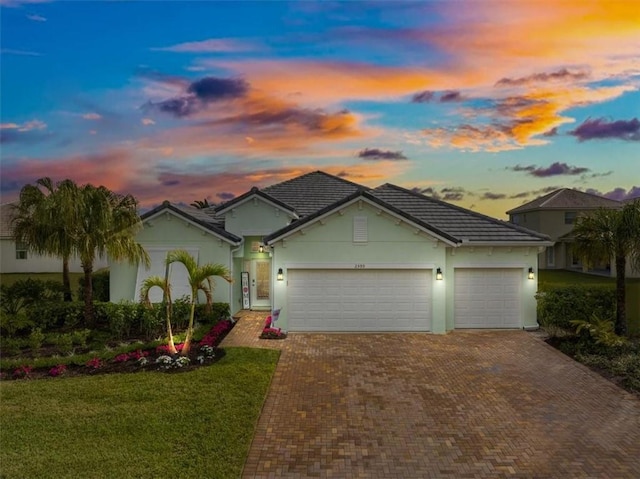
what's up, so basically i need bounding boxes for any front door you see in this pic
[250,260,271,310]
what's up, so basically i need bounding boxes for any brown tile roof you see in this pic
[506,188,621,215]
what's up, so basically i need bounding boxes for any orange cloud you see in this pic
[203,59,486,107]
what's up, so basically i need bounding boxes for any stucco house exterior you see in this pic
[111,171,552,333]
[0,202,108,274]
[505,189,636,277]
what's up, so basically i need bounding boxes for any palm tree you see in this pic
[72,184,150,326]
[572,200,640,336]
[165,249,232,355]
[190,199,211,209]
[140,272,177,355]
[11,178,77,301]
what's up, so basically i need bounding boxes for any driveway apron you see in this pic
[222,313,640,478]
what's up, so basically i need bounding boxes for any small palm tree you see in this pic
[166,249,232,355]
[140,273,176,355]
[572,200,640,336]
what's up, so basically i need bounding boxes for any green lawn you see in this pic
[539,269,640,336]
[0,347,280,479]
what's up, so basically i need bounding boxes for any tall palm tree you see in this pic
[140,273,176,355]
[11,178,77,301]
[572,200,640,336]
[165,249,232,355]
[72,184,150,326]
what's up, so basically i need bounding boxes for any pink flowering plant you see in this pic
[260,314,286,339]
[49,364,67,377]
[198,320,233,347]
[12,365,33,379]
[85,357,103,370]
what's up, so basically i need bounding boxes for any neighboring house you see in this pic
[506,188,631,276]
[111,171,551,333]
[0,202,109,274]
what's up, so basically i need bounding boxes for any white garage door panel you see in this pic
[288,269,431,331]
[454,269,521,329]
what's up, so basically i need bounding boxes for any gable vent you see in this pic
[353,216,368,243]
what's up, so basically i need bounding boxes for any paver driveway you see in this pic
[222,313,640,478]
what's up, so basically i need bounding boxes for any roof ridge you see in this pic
[539,188,568,208]
[373,183,549,240]
[264,170,368,192]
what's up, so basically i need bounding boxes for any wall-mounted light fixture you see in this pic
[258,244,264,253]
[277,268,284,281]
[528,267,535,280]
[436,267,443,280]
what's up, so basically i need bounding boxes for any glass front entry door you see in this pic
[251,260,271,310]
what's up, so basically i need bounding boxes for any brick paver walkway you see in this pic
[222,312,640,478]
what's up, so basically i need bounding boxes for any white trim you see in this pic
[216,194,298,219]
[267,196,458,246]
[285,262,436,270]
[143,209,239,245]
[453,263,529,269]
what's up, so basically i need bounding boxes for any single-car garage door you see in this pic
[288,269,432,331]
[454,268,521,328]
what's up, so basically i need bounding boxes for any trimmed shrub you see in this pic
[78,269,110,302]
[0,311,34,337]
[26,302,84,330]
[536,286,615,331]
[1,279,64,315]
[28,328,46,352]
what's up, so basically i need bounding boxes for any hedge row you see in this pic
[2,300,230,341]
[536,285,615,330]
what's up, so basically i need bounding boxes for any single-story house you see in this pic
[0,202,108,274]
[110,171,552,333]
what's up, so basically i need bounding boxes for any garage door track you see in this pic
[223,314,640,478]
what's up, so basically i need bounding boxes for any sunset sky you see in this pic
[1,0,639,219]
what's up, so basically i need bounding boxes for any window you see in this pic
[546,247,555,267]
[353,216,368,243]
[511,214,520,225]
[15,242,27,260]
[564,211,577,225]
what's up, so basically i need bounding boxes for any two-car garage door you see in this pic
[454,268,522,329]
[288,269,432,332]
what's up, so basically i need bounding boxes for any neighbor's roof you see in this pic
[0,203,16,238]
[371,184,551,244]
[142,201,241,244]
[507,188,621,215]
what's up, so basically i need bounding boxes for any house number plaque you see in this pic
[354,264,366,269]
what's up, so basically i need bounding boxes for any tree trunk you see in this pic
[62,256,72,302]
[82,262,95,328]
[615,254,627,337]
[181,299,197,356]
[164,263,177,355]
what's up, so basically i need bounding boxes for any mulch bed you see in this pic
[1,319,236,381]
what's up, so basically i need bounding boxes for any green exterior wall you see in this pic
[110,212,234,304]
[270,201,448,332]
[444,246,540,330]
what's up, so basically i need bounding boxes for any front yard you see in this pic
[0,347,280,479]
